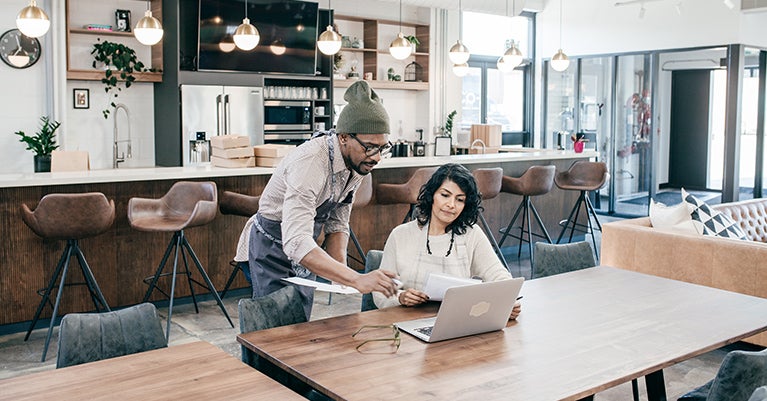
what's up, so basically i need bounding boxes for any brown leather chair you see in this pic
[554,161,609,259]
[376,167,438,223]
[498,165,556,273]
[471,168,509,271]
[21,192,115,362]
[349,174,373,266]
[218,190,260,298]
[128,181,232,340]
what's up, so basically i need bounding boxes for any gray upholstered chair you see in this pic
[238,286,315,398]
[531,241,596,279]
[56,303,166,369]
[361,250,384,312]
[238,285,307,368]
[679,348,767,401]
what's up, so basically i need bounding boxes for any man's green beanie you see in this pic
[336,80,390,135]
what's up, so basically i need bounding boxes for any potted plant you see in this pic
[404,35,420,53]
[444,110,457,137]
[435,110,457,156]
[14,116,61,172]
[91,40,152,119]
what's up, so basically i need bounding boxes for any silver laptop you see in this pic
[395,277,524,343]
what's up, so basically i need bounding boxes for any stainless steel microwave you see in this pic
[264,100,312,131]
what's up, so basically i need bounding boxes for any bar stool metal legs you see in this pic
[24,239,110,362]
[143,229,234,340]
[497,195,553,272]
[555,190,602,260]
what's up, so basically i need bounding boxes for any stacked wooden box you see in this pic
[469,124,502,154]
[253,144,296,167]
[211,135,255,167]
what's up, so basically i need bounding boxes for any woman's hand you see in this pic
[509,301,522,320]
[398,288,429,307]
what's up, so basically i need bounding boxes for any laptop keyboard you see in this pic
[415,326,433,336]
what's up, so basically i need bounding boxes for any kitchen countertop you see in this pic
[0,149,596,189]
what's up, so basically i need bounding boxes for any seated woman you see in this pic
[373,163,522,319]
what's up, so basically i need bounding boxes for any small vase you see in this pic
[34,155,51,173]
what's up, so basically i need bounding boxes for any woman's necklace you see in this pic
[426,221,455,257]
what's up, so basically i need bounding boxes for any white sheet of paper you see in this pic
[422,273,481,301]
[282,277,359,294]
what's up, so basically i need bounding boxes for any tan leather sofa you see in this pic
[601,197,767,346]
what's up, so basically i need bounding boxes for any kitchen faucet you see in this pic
[470,139,486,154]
[113,103,132,168]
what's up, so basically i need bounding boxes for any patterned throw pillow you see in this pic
[681,189,748,240]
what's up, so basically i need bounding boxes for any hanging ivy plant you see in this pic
[91,40,153,119]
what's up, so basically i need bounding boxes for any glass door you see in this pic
[578,57,613,213]
[611,54,655,215]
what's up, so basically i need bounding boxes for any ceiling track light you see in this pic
[134,0,164,46]
[317,0,342,55]
[233,0,260,51]
[449,0,470,66]
[16,0,50,38]
[389,0,412,60]
[550,0,570,72]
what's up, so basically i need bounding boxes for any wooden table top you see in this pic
[0,341,304,401]
[238,266,767,401]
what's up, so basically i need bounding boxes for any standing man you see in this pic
[246,80,398,318]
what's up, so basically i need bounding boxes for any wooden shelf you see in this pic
[333,79,428,91]
[69,28,135,37]
[67,69,163,83]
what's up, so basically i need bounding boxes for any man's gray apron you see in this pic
[248,134,351,320]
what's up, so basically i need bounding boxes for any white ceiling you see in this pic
[347,0,545,15]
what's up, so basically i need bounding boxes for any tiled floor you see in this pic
[0,220,760,400]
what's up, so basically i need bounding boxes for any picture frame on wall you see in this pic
[73,88,89,109]
[115,9,131,32]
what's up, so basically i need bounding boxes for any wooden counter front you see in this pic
[0,151,592,327]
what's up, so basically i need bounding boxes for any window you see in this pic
[460,11,534,146]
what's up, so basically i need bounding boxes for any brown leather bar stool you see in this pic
[376,167,438,224]
[21,192,115,362]
[128,181,233,339]
[497,165,556,273]
[218,190,260,298]
[471,168,509,271]
[349,174,373,266]
[554,161,609,259]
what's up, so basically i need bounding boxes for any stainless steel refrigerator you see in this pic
[181,85,264,166]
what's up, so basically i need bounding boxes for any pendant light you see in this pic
[134,1,164,46]
[317,0,342,55]
[453,62,469,77]
[389,0,412,60]
[448,0,470,65]
[234,0,260,51]
[270,39,286,55]
[16,0,50,38]
[497,0,523,72]
[550,0,570,72]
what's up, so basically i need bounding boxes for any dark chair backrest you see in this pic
[56,303,167,369]
[361,250,384,312]
[238,285,307,368]
[706,349,767,401]
[531,241,596,279]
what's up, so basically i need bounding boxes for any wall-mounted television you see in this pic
[198,0,319,75]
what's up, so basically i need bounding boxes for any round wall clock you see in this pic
[0,29,41,69]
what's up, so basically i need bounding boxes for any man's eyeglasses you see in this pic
[352,324,401,352]
[349,134,393,157]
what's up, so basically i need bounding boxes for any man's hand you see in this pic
[352,269,399,297]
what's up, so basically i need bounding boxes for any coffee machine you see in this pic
[413,129,426,157]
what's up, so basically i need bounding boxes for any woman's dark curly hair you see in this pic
[415,163,483,235]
